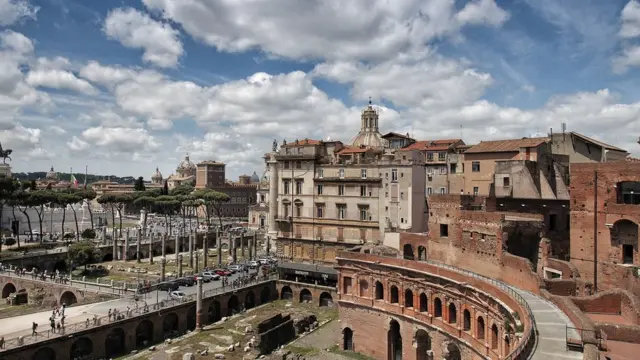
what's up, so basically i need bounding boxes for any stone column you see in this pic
[253,233,258,259]
[196,277,203,330]
[203,233,209,269]
[267,154,278,234]
[160,257,166,282]
[232,237,238,264]
[248,236,253,261]
[217,230,222,266]
[123,230,130,261]
[241,235,246,258]
[178,255,183,278]
[112,234,117,261]
[136,228,141,263]
[189,233,194,268]
[195,252,200,273]
[161,234,166,258]
[101,227,107,245]
[174,235,179,260]
[149,233,154,265]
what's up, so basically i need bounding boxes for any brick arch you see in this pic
[299,288,312,303]
[60,290,78,306]
[1,282,16,298]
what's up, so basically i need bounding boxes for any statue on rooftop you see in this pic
[0,143,12,164]
[272,139,278,152]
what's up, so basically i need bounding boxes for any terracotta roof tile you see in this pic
[403,139,462,151]
[465,137,548,153]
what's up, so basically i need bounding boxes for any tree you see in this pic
[0,177,18,251]
[81,189,97,230]
[134,177,146,191]
[113,194,133,236]
[133,196,155,236]
[155,195,181,235]
[29,190,57,243]
[68,240,99,270]
[162,181,169,195]
[13,189,34,243]
[170,183,194,197]
[97,194,117,239]
[56,193,74,238]
[192,189,230,229]
[81,228,96,239]
[64,191,84,241]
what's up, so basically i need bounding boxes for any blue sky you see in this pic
[1,0,640,179]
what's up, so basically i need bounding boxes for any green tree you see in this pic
[97,194,117,239]
[192,189,230,229]
[29,190,57,243]
[13,189,35,243]
[162,181,169,195]
[0,177,18,251]
[113,194,132,236]
[155,195,181,235]
[169,183,194,196]
[67,240,99,270]
[133,176,146,191]
[81,189,97,230]
[64,190,84,241]
[133,196,155,236]
[81,228,96,239]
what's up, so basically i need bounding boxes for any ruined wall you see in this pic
[256,313,295,354]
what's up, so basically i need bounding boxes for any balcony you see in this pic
[314,177,382,183]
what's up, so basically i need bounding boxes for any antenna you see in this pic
[561,123,566,134]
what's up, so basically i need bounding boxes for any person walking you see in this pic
[31,322,38,336]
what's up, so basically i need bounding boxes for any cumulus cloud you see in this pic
[104,7,183,68]
[614,1,640,73]
[71,126,160,155]
[143,0,508,61]
[147,117,172,130]
[26,68,98,95]
[0,0,38,26]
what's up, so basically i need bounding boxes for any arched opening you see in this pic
[444,342,461,360]
[491,324,499,349]
[434,297,442,318]
[403,244,414,260]
[104,328,126,358]
[280,286,293,300]
[133,251,144,260]
[53,260,67,272]
[2,283,16,298]
[448,303,457,324]
[419,293,427,312]
[228,294,240,316]
[463,309,471,331]
[415,329,431,360]
[162,313,179,338]
[417,246,427,261]
[404,289,413,308]
[70,337,93,359]
[375,281,384,300]
[299,288,312,303]
[135,320,154,348]
[187,306,197,330]
[165,245,173,255]
[343,327,354,351]
[359,279,369,297]
[388,320,402,360]
[245,291,256,309]
[260,287,271,304]
[505,336,511,355]
[611,219,638,264]
[60,291,78,306]
[102,253,113,262]
[390,285,399,304]
[32,347,56,360]
[208,300,221,322]
[477,316,485,340]
[319,292,333,307]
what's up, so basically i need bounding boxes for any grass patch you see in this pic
[0,303,42,320]
[329,345,376,360]
[287,345,320,356]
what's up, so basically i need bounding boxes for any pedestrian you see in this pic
[50,317,55,331]
[0,336,4,349]
[108,308,112,321]
[32,322,38,336]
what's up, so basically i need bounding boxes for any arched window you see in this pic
[463,309,471,331]
[434,297,442,318]
[403,244,414,260]
[448,303,457,324]
[477,316,485,340]
[419,293,428,312]
[491,324,499,350]
[418,246,427,261]
[415,330,431,360]
[611,219,638,264]
[404,289,414,308]
[343,327,354,351]
[375,281,384,300]
[359,279,369,297]
[388,320,402,360]
[390,286,399,304]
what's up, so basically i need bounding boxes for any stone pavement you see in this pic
[513,289,583,360]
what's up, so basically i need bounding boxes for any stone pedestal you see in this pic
[0,163,12,178]
[178,255,183,278]
[196,277,203,330]
[136,228,141,263]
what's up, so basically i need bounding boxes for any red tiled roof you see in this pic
[465,137,548,153]
[403,139,463,151]
[282,139,322,147]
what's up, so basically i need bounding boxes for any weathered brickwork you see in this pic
[569,161,640,294]
[0,275,116,307]
[275,240,348,264]
[336,251,535,360]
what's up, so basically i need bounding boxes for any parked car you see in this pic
[228,264,243,272]
[201,271,221,281]
[258,258,270,265]
[158,280,180,292]
[170,291,186,300]
[249,261,259,269]
[176,276,196,287]
[214,269,232,276]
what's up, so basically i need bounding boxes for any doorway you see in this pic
[623,244,634,264]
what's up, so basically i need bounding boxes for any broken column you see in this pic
[136,228,141,263]
[217,230,222,266]
[160,257,166,282]
[174,234,179,260]
[241,235,246,258]
[253,232,258,259]
[123,230,130,261]
[195,252,199,273]
[112,231,117,261]
[178,254,183,278]
[248,235,253,261]
[203,233,209,269]
[161,234,166,258]
[149,233,154,265]
[196,276,203,330]
[101,227,107,245]
[232,237,238,264]
[189,232,194,268]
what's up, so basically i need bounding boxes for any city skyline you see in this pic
[1,0,639,180]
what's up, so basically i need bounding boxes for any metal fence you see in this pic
[0,273,278,351]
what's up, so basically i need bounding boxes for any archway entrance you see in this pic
[245,291,255,309]
[403,244,414,260]
[417,246,426,261]
[187,306,197,330]
[343,327,353,351]
[260,287,271,303]
[163,312,179,338]
[611,219,638,264]
[208,300,221,323]
[415,330,431,360]
[281,286,293,300]
[299,288,312,303]
[228,294,240,316]
[70,337,93,359]
[33,347,56,360]
[388,320,402,360]
[2,283,16,298]
[319,292,333,307]
[102,253,113,262]
[444,342,461,360]
[104,328,126,358]
[136,320,154,348]
[60,291,78,306]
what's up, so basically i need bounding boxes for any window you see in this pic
[337,205,346,219]
[440,187,446,194]
[339,168,345,178]
[450,163,457,173]
[295,161,302,169]
[317,168,324,178]
[317,184,323,195]
[472,161,480,172]
[361,169,367,179]
[283,204,290,218]
[284,161,290,169]
[338,185,345,196]
[295,204,302,217]
[295,181,303,195]
[439,166,447,174]
[618,182,640,204]
[283,180,290,194]
[440,224,449,237]
[360,185,367,197]
[549,214,557,231]
[427,167,434,174]
[503,177,510,186]
[438,152,446,161]
[260,194,265,203]
[473,186,479,196]
[426,152,434,161]
[359,206,369,221]
[391,168,398,182]
[316,204,324,218]
[427,187,433,195]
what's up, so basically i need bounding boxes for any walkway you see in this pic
[513,289,583,360]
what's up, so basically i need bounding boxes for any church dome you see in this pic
[250,171,260,183]
[151,167,163,184]
[176,154,196,177]
[46,166,57,180]
[349,100,385,148]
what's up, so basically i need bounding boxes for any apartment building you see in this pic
[403,139,466,196]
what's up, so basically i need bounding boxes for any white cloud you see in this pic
[143,0,508,61]
[0,123,41,154]
[49,125,66,135]
[104,7,183,68]
[67,136,89,152]
[614,1,640,73]
[78,61,163,89]
[0,0,38,26]
[147,117,172,130]
[26,68,98,95]
[77,126,160,154]
[620,0,640,39]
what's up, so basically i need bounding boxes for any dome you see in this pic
[151,167,163,184]
[46,166,57,180]
[250,171,260,183]
[176,154,196,177]
[349,101,385,148]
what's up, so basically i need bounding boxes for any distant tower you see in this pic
[349,98,384,148]
[151,167,163,185]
